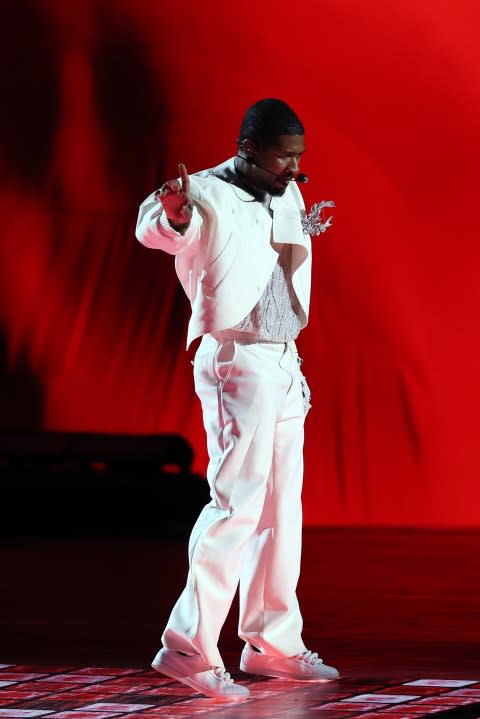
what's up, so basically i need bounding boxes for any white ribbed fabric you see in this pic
[161,335,309,668]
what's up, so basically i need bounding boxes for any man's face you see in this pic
[250,134,305,196]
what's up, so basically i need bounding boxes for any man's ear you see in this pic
[239,139,257,159]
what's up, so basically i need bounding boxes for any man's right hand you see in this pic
[156,163,193,232]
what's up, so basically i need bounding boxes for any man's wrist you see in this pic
[167,217,190,235]
[156,210,190,237]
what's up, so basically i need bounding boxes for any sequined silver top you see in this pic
[230,243,302,342]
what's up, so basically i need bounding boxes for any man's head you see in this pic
[236,98,305,196]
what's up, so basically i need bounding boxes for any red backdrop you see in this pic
[1,0,479,526]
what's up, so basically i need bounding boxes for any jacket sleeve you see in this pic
[135,190,203,256]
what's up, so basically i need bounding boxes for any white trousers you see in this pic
[162,333,310,668]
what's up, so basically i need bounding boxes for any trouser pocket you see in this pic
[213,340,237,385]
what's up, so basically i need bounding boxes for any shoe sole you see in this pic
[240,661,339,682]
[152,659,250,701]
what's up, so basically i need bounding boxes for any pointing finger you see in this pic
[179,163,190,195]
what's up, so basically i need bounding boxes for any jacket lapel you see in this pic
[270,193,309,250]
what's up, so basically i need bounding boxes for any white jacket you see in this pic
[136,158,312,348]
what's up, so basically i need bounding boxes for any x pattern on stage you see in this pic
[0,665,479,719]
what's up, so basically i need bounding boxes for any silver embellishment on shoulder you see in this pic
[301,200,336,236]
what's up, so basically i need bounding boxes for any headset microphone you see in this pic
[237,155,309,184]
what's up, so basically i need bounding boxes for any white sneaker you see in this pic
[240,643,340,681]
[152,648,250,700]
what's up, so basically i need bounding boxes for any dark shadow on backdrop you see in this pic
[0,333,44,429]
[0,0,61,189]
[92,2,170,199]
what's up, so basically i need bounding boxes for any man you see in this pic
[135,98,339,700]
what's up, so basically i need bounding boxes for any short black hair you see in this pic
[238,98,304,147]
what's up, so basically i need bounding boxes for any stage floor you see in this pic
[1,528,479,718]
